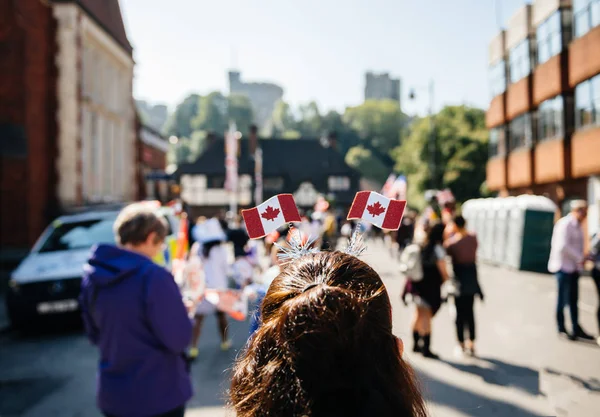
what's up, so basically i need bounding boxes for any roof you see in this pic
[177,138,360,180]
[55,0,132,54]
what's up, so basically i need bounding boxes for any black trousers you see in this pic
[104,406,184,417]
[455,295,475,343]
[593,268,600,334]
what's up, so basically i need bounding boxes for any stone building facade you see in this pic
[0,0,137,253]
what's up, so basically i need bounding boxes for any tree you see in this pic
[296,101,322,137]
[345,145,390,184]
[321,110,345,134]
[393,105,488,208]
[343,99,406,154]
[191,92,228,133]
[228,94,254,133]
[162,94,201,138]
[270,100,296,136]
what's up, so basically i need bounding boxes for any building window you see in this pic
[263,177,284,191]
[509,113,533,151]
[537,11,562,65]
[489,60,506,97]
[489,126,506,157]
[538,96,564,141]
[328,176,350,191]
[574,0,600,38]
[207,176,225,189]
[509,40,532,84]
[575,73,600,129]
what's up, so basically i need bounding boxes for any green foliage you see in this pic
[191,92,227,133]
[162,94,201,138]
[394,105,488,205]
[228,94,254,133]
[343,100,406,154]
[282,130,302,139]
[296,101,323,137]
[270,100,296,135]
[345,145,390,184]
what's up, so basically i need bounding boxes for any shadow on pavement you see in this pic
[417,366,546,417]
[0,376,69,416]
[7,316,84,341]
[543,367,600,393]
[186,315,250,409]
[440,356,540,396]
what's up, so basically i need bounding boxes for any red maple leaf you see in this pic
[261,206,280,221]
[366,201,386,217]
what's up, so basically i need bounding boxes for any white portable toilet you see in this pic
[505,195,557,272]
[461,199,477,234]
[481,198,498,262]
[492,196,514,266]
[473,199,487,260]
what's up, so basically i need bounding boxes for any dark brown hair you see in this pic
[113,204,168,246]
[230,251,427,417]
[452,215,466,229]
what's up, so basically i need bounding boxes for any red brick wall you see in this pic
[142,143,167,170]
[0,1,58,249]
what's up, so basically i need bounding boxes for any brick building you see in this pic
[0,0,137,256]
[486,0,600,237]
[138,124,169,202]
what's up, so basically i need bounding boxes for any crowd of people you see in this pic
[76,193,600,417]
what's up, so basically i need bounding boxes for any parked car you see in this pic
[6,204,179,328]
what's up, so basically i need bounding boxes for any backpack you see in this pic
[399,243,424,282]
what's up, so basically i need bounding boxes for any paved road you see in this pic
[1,242,599,417]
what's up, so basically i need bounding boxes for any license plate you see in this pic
[37,299,79,314]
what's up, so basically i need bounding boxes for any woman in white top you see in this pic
[189,218,231,359]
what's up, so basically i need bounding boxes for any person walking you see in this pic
[548,200,594,341]
[80,203,193,417]
[588,231,600,346]
[445,215,483,356]
[405,222,450,358]
[189,218,231,359]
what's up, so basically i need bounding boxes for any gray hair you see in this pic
[113,203,168,246]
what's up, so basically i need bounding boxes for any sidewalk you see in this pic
[362,241,600,417]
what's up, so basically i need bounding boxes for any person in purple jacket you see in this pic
[80,204,193,417]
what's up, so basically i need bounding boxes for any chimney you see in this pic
[249,124,258,156]
[207,131,216,147]
[327,131,338,150]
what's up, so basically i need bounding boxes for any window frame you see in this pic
[536,11,563,66]
[537,95,564,142]
[489,126,506,158]
[207,176,226,189]
[508,113,533,151]
[263,176,284,191]
[509,39,533,84]
[574,0,600,38]
[328,176,351,191]
[575,73,600,129]
[489,59,507,97]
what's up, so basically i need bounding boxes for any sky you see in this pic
[120,0,528,115]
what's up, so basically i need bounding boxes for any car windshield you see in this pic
[38,218,116,253]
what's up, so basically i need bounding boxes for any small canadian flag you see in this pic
[347,191,407,230]
[242,194,302,239]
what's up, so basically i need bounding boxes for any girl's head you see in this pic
[424,221,445,247]
[230,251,426,417]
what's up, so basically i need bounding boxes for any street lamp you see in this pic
[169,135,178,145]
[409,80,436,190]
